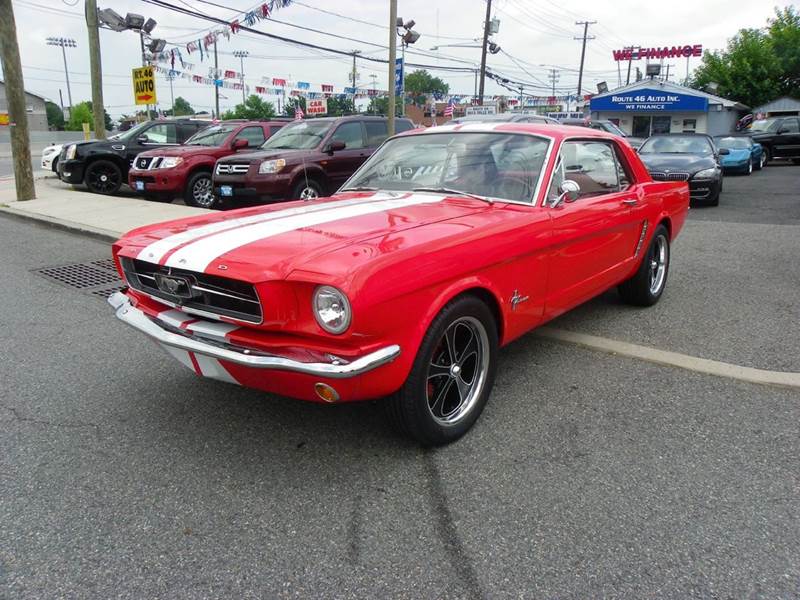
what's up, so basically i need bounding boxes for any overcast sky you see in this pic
[6,0,794,119]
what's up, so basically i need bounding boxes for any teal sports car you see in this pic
[714,135,765,175]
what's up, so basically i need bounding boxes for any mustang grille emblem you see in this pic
[154,273,194,299]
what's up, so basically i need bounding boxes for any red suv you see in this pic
[128,120,288,207]
[212,116,414,208]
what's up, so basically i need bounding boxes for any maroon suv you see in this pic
[128,120,288,207]
[212,115,414,208]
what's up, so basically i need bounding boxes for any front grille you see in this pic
[120,257,262,323]
[216,162,250,175]
[135,156,164,170]
[650,171,690,181]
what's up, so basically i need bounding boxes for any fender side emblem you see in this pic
[510,289,529,311]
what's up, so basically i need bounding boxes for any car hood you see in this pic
[136,145,226,158]
[720,149,750,162]
[216,148,313,164]
[638,153,716,174]
[116,191,491,283]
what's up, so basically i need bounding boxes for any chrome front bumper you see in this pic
[108,292,400,378]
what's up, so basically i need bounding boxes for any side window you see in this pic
[364,121,388,146]
[613,144,633,190]
[782,118,799,133]
[178,123,201,142]
[395,119,414,133]
[553,141,619,200]
[330,122,365,149]
[235,126,266,147]
[143,123,177,144]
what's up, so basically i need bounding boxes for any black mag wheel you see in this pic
[85,160,122,195]
[386,295,498,446]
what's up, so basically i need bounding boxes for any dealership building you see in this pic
[589,80,748,138]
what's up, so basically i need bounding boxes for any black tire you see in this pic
[85,160,122,195]
[708,188,720,206]
[762,147,771,166]
[184,171,215,208]
[385,295,498,446]
[51,157,58,174]
[755,152,765,171]
[618,224,670,307]
[745,159,753,175]
[290,178,324,201]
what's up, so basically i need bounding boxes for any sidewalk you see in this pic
[0,175,208,240]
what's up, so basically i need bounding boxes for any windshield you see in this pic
[714,136,751,150]
[185,125,237,146]
[261,120,332,150]
[639,135,713,155]
[342,132,550,203]
[749,118,780,133]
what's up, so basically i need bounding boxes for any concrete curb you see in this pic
[536,326,800,390]
[0,204,119,242]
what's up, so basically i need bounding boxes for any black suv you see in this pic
[58,118,211,195]
[748,116,800,164]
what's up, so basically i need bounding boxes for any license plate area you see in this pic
[220,185,233,197]
[135,180,145,191]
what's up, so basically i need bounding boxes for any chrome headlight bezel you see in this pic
[65,145,77,160]
[312,285,351,335]
[258,158,286,174]
[159,156,183,169]
[693,167,718,179]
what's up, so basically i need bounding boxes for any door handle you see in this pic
[622,199,638,205]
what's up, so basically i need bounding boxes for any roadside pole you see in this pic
[388,0,397,135]
[477,0,492,106]
[0,0,36,200]
[85,0,106,139]
[214,40,220,118]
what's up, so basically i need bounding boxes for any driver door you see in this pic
[544,139,643,318]
[773,117,800,158]
[325,121,369,189]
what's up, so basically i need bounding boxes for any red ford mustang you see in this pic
[109,123,689,445]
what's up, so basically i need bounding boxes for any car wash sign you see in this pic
[590,88,708,112]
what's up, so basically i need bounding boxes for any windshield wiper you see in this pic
[338,186,379,192]
[412,186,493,205]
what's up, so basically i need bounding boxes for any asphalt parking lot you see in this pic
[1,164,798,598]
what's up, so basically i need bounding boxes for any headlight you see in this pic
[313,285,351,334]
[66,145,77,159]
[259,158,285,174]
[43,147,58,156]
[159,156,184,169]
[694,168,718,179]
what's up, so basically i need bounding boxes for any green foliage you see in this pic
[222,94,276,120]
[282,96,305,117]
[367,96,389,115]
[65,101,93,131]
[403,70,449,107]
[45,101,64,130]
[166,97,194,116]
[691,6,800,107]
[326,96,356,116]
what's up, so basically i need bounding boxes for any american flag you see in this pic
[443,99,455,118]
[294,105,304,120]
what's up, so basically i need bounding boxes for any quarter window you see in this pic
[782,118,799,133]
[331,122,365,149]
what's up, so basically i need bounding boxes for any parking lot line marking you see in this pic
[536,327,800,390]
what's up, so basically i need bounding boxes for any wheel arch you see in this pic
[289,165,329,194]
[84,154,127,178]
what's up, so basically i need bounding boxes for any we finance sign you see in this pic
[590,88,708,112]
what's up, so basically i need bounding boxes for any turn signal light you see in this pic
[314,383,339,403]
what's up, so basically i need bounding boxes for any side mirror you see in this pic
[551,179,580,208]
[718,148,730,155]
[137,134,150,144]
[232,138,249,150]
[778,128,790,134]
[324,140,346,154]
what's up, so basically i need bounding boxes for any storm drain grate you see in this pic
[34,261,123,299]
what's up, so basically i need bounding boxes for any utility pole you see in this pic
[574,21,596,99]
[477,0,492,106]
[233,50,248,104]
[85,0,105,137]
[213,40,219,118]
[473,69,478,100]
[0,0,35,200]
[548,68,559,97]
[46,38,76,119]
[165,72,175,115]
[138,32,151,118]
[388,0,397,134]
[626,45,639,85]
[350,50,361,105]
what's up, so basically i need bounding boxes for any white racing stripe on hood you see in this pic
[164,193,445,272]
[136,193,399,264]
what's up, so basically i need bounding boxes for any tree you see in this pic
[65,101,93,131]
[283,96,305,118]
[222,94,276,120]
[326,96,356,116]
[367,96,389,115]
[45,101,64,130]
[691,7,800,107]
[170,96,193,116]
[403,69,449,107]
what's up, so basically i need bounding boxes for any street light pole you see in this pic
[46,37,76,118]
[233,50,248,104]
[388,0,397,135]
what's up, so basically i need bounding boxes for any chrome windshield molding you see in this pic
[108,292,400,378]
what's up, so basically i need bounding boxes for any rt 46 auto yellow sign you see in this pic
[132,67,157,105]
